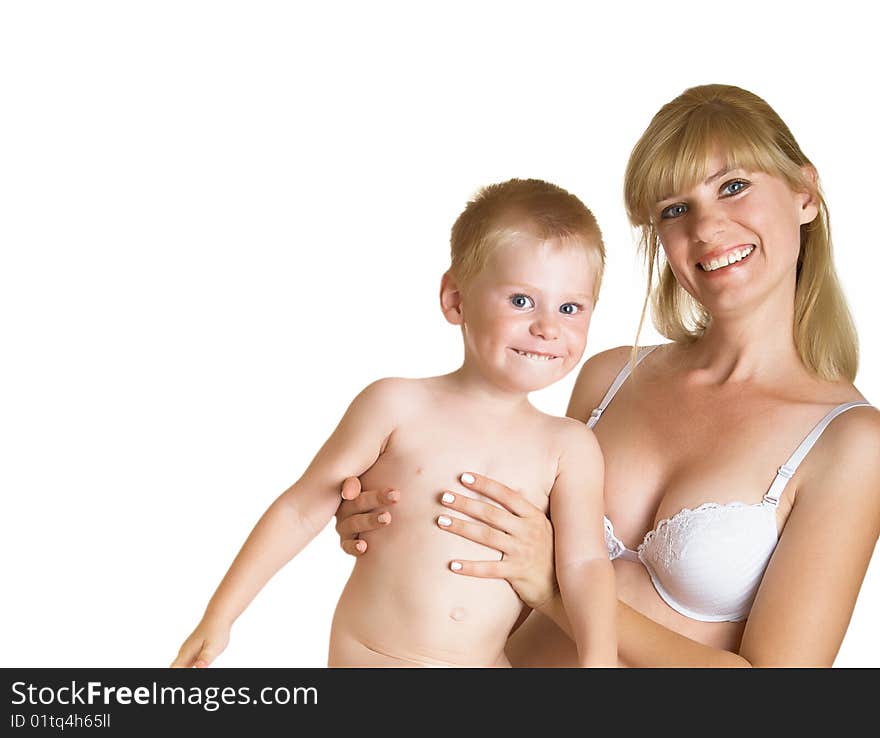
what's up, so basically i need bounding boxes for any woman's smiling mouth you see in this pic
[698,245,755,272]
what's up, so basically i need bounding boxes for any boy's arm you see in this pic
[550,420,616,667]
[172,378,402,667]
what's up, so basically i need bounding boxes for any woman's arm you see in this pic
[536,593,749,666]
[738,407,880,666]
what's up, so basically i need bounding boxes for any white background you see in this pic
[2,1,877,667]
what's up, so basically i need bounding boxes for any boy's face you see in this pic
[457,232,597,394]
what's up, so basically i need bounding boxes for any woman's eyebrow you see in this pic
[657,166,737,203]
[704,166,734,184]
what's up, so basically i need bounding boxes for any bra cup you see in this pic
[638,503,779,622]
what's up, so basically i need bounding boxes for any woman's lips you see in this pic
[698,244,755,272]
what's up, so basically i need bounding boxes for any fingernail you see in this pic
[437,515,452,527]
[460,473,475,485]
[355,540,366,552]
[387,490,400,502]
[378,512,391,524]
[441,492,455,504]
[450,561,462,571]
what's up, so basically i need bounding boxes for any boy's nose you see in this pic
[529,316,560,341]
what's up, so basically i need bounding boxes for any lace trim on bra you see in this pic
[607,499,775,556]
[603,516,628,559]
[637,500,774,554]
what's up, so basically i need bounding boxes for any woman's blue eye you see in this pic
[660,203,688,219]
[559,303,581,315]
[721,179,749,196]
[510,294,534,309]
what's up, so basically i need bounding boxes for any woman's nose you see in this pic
[691,204,727,244]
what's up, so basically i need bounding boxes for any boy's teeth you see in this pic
[700,245,754,272]
[515,349,555,361]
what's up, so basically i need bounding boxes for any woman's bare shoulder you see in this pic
[813,400,880,460]
[566,345,634,421]
[799,400,880,508]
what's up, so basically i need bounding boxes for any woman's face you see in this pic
[653,153,818,319]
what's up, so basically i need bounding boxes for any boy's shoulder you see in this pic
[351,376,435,416]
[535,412,601,462]
[355,376,422,404]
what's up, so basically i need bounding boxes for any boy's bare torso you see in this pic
[329,376,566,667]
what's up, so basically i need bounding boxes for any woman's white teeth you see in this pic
[514,349,556,361]
[700,245,754,272]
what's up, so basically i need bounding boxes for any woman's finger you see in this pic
[447,559,507,579]
[341,538,368,556]
[439,491,519,534]
[336,510,392,538]
[340,476,361,500]
[458,472,542,518]
[338,487,399,517]
[436,514,510,553]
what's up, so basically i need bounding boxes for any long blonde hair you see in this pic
[624,84,858,381]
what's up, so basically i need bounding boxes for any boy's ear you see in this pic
[798,164,820,226]
[439,270,464,326]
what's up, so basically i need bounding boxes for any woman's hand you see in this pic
[170,616,231,668]
[334,476,399,556]
[438,472,556,610]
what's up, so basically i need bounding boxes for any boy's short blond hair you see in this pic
[450,178,605,301]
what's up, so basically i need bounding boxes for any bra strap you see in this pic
[587,345,659,429]
[763,400,872,506]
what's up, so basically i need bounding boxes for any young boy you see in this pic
[172,179,615,667]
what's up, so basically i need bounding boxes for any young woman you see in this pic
[335,84,880,666]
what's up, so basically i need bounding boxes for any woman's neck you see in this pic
[687,287,808,385]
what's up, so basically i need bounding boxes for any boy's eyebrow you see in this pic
[500,282,592,300]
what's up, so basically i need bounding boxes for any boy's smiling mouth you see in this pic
[510,348,561,361]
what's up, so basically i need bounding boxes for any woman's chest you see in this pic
[595,387,828,547]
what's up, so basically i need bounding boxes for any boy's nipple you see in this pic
[449,607,467,622]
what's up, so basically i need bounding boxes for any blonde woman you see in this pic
[335,84,880,666]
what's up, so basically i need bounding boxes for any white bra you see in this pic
[591,345,872,623]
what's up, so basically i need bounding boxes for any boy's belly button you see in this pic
[449,607,467,622]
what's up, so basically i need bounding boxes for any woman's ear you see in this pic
[439,270,464,325]
[798,164,820,225]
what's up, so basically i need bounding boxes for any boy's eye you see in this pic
[721,179,749,196]
[660,203,688,220]
[559,303,581,315]
[510,294,535,310]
